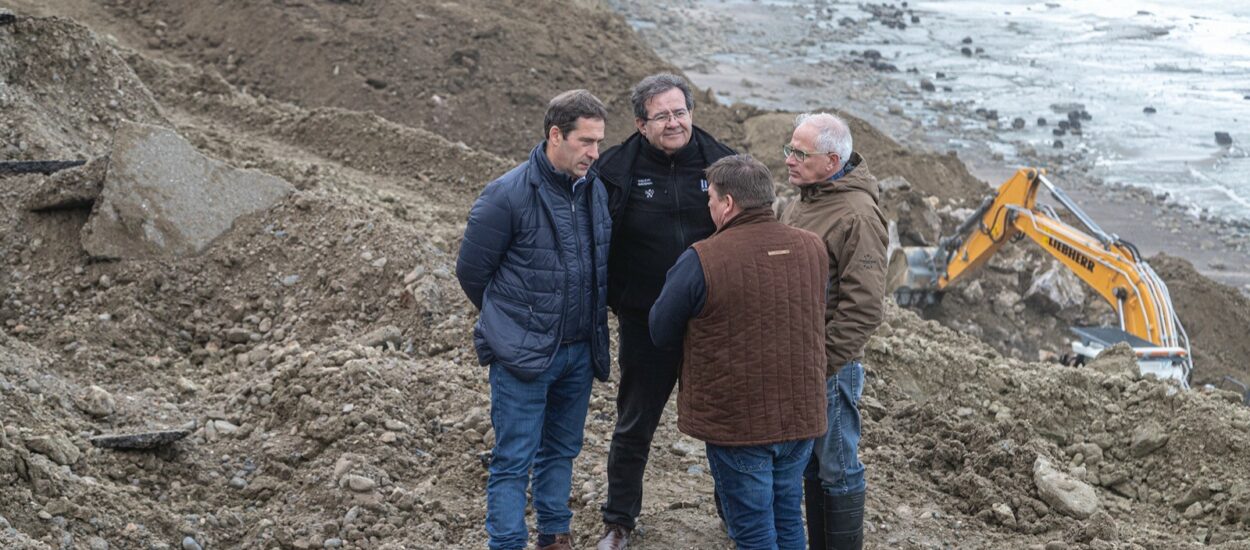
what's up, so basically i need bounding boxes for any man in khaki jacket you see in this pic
[779,113,888,550]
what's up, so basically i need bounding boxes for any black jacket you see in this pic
[587,126,736,321]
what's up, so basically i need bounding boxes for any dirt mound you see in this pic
[742,111,988,206]
[1150,254,1250,391]
[0,16,165,160]
[863,303,1250,546]
[61,0,751,159]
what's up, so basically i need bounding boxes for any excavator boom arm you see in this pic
[934,169,1182,348]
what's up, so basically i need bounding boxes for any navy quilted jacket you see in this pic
[456,143,612,381]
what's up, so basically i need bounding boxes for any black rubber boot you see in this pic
[804,479,826,550]
[823,490,865,550]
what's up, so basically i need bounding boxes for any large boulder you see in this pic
[81,122,293,259]
[1024,261,1086,312]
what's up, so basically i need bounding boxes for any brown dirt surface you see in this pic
[13,0,752,160]
[1149,254,1250,391]
[2,3,1250,550]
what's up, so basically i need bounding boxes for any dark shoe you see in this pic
[804,478,826,550]
[537,532,573,550]
[823,490,865,550]
[596,523,630,550]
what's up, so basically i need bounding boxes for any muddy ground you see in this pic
[2,1,1250,549]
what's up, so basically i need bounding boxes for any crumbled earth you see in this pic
[2,3,1250,550]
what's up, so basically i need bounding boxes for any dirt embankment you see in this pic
[2,3,1250,550]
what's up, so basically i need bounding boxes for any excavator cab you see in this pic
[888,168,1193,388]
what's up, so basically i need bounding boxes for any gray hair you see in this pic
[630,73,695,120]
[705,155,775,209]
[795,112,853,170]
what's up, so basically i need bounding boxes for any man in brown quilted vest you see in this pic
[780,113,888,550]
[649,154,830,549]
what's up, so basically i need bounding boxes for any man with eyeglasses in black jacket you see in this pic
[587,73,736,550]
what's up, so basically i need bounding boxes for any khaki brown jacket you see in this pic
[780,152,888,374]
[678,208,829,446]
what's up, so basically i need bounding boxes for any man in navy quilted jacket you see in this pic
[456,89,612,550]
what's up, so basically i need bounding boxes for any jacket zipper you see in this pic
[671,159,686,248]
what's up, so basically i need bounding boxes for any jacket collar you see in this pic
[714,206,777,235]
[797,152,875,203]
[528,141,576,190]
[591,125,730,189]
[639,130,701,166]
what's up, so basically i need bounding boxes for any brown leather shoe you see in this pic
[536,533,573,550]
[596,523,630,550]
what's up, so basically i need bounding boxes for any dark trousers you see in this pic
[601,314,683,529]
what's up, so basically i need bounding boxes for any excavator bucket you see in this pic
[887,246,942,307]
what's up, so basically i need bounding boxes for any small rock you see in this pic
[225,328,251,343]
[182,537,203,550]
[960,46,972,56]
[323,537,345,548]
[1044,542,1069,550]
[991,502,1015,525]
[1215,132,1233,146]
[357,325,402,348]
[281,274,301,287]
[877,175,912,193]
[1034,456,1100,519]
[1183,501,1205,519]
[229,476,248,490]
[1011,117,1026,129]
[1053,140,1064,149]
[25,434,81,466]
[1129,421,1169,457]
[342,474,376,493]
[213,420,240,435]
[88,536,109,550]
[961,36,973,44]
[1037,117,1048,126]
[79,385,116,418]
[1143,106,1157,114]
[920,79,936,92]
[0,8,15,26]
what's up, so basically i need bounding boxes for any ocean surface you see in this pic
[895,0,1250,223]
[620,0,1250,224]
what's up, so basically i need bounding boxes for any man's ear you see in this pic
[634,118,647,136]
[548,125,563,145]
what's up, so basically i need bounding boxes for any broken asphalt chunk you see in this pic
[90,429,191,450]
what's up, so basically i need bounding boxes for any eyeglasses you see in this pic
[782,144,830,161]
[644,109,690,124]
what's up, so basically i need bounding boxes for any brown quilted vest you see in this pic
[678,208,829,446]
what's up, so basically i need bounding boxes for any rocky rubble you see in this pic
[2,3,1250,550]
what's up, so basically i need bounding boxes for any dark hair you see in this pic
[630,73,694,120]
[705,155,774,209]
[544,89,607,139]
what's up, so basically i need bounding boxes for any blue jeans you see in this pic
[486,342,594,550]
[706,439,814,550]
[805,360,865,495]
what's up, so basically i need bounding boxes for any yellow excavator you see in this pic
[888,168,1193,387]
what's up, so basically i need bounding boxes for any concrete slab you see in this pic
[81,122,293,259]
